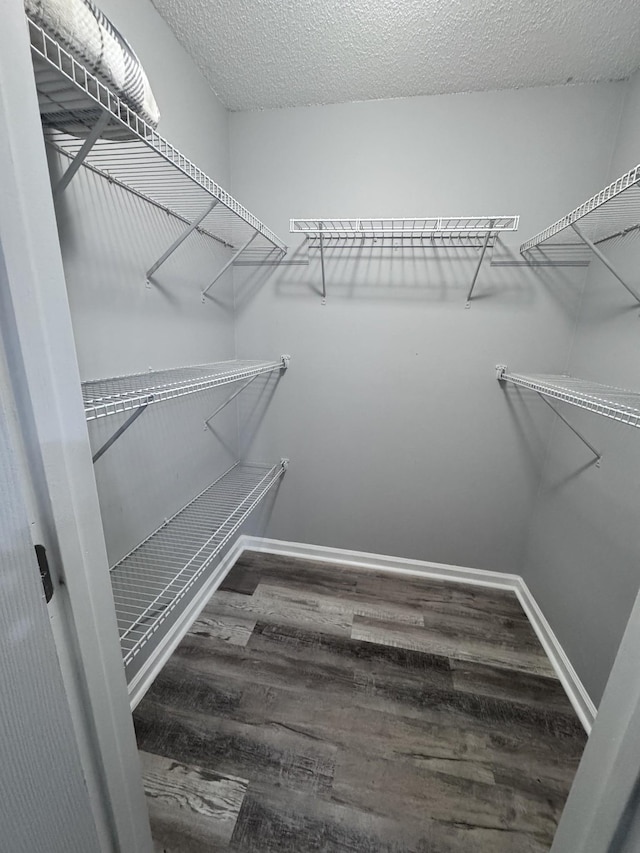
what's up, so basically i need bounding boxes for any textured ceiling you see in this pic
[150,0,640,111]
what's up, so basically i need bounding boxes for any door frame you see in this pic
[0,4,152,851]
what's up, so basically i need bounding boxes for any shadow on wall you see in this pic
[236,371,285,460]
[49,145,236,319]
[497,383,600,485]
[233,259,285,311]
[240,475,284,540]
[266,239,587,310]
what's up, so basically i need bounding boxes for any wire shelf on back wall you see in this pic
[27,15,286,270]
[290,216,519,304]
[291,217,519,247]
[83,358,288,421]
[111,460,288,673]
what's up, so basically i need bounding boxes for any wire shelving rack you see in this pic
[85,357,289,464]
[497,366,640,462]
[83,358,288,421]
[290,217,519,304]
[111,460,287,670]
[520,165,640,303]
[291,217,519,244]
[27,15,287,279]
[497,368,640,427]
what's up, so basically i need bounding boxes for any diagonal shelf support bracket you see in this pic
[536,393,601,465]
[204,374,260,428]
[466,220,495,307]
[53,110,111,199]
[319,223,327,305]
[204,356,290,428]
[146,198,220,284]
[92,397,153,464]
[202,231,259,300]
[571,222,640,306]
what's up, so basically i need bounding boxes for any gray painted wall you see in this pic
[522,69,640,706]
[51,0,242,567]
[230,84,624,575]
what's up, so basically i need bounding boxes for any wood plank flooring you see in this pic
[133,550,587,852]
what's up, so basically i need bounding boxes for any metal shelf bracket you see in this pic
[92,396,153,464]
[319,224,327,305]
[570,223,640,306]
[203,355,289,429]
[496,365,601,465]
[53,110,110,198]
[537,392,601,465]
[146,198,220,285]
[466,220,495,308]
[202,231,259,301]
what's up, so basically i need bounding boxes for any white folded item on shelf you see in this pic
[26,0,160,138]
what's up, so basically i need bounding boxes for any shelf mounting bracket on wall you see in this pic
[202,231,259,301]
[52,110,110,199]
[203,355,290,429]
[570,223,640,306]
[146,198,220,286]
[496,365,601,465]
[466,220,495,308]
[318,224,327,305]
[536,392,601,465]
[92,396,153,464]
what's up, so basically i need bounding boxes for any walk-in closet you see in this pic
[2,1,640,851]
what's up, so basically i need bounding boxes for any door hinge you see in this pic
[35,544,54,603]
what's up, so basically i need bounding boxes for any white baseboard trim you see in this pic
[127,536,248,711]
[242,536,597,734]
[514,578,597,734]
[128,533,596,735]
[242,536,521,590]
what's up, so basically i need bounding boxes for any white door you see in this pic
[0,4,152,851]
[0,363,102,853]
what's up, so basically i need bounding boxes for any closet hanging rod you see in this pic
[520,163,640,301]
[28,15,287,264]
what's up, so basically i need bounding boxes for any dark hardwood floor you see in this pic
[133,550,587,852]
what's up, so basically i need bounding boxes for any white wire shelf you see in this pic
[521,166,640,253]
[291,217,519,304]
[291,217,519,244]
[83,358,288,421]
[27,15,286,264]
[520,165,640,302]
[497,368,640,429]
[111,460,287,670]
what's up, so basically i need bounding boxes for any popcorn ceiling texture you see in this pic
[150,0,640,111]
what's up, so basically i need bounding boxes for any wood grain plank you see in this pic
[139,750,247,847]
[450,659,578,714]
[230,784,552,853]
[188,611,256,646]
[331,751,561,841]
[201,588,354,637]
[135,698,336,796]
[352,614,556,677]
